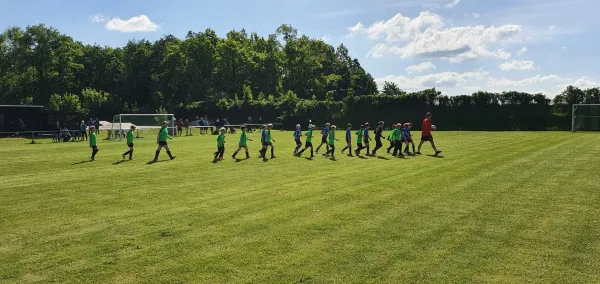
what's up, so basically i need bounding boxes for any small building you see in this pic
[0,105,45,133]
[0,105,84,134]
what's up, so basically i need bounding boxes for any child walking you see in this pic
[232,125,252,159]
[297,124,315,158]
[89,126,98,161]
[214,127,226,161]
[293,124,303,154]
[341,123,353,157]
[355,125,365,156]
[387,123,396,154]
[122,125,136,160]
[324,125,340,158]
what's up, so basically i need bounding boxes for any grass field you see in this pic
[1,130,600,283]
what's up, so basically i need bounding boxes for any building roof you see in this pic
[0,105,45,108]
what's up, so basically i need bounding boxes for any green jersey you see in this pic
[90,133,97,146]
[217,133,225,147]
[306,130,313,143]
[328,131,335,145]
[355,130,363,144]
[393,129,401,141]
[239,131,247,146]
[159,127,168,141]
[265,130,272,143]
[127,130,135,144]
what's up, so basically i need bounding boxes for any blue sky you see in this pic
[1,0,599,97]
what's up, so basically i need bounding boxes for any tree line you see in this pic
[1,24,598,130]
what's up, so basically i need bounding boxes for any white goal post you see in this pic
[572,104,600,132]
[110,113,176,141]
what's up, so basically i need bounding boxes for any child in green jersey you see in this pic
[324,125,340,158]
[214,127,226,161]
[122,125,136,160]
[387,123,396,154]
[354,125,365,156]
[89,126,98,161]
[392,123,404,157]
[297,124,315,158]
[232,125,252,159]
[264,124,276,159]
[153,121,175,162]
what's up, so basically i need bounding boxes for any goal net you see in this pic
[572,104,600,131]
[110,114,176,141]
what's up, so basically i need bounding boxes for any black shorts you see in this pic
[400,138,405,142]
[406,138,413,143]
[127,143,134,147]
[357,143,363,148]
[159,141,168,146]
[346,139,351,144]
[363,140,370,145]
[421,136,433,142]
[263,142,273,146]
[321,137,327,143]
[295,139,302,145]
[91,145,97,150]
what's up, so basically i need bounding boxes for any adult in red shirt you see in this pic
[417,112,442,156]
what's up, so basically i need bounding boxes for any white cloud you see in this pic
[488,75,563,87]
[321,36,329,42]
[447,0,461,8]
[557,77,599,89]
[105,15,159,33]
[406,62,436,73]
[500,60,536,71]
[350,12,521,62]
[517,46,528,56]
[90,13,105,23]
[366,43,389,58]
[562,46,568,50]
[376,71,488,90]
[548,25,555,30]
[348,12,444,42]
[472,13,480,18]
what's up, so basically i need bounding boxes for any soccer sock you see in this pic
[167,151,173,159]
[366,145,370,154]
[154,150,160,160]
[310,148,314,156]
[129,150,133,159]
[233,150,238,158]
[92,148,98,158]
[412,144,416,152]
[342,146,348,152]
[245,150,250,158]
[270,147,274,157]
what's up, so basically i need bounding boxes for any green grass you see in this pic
[1,131,600,283]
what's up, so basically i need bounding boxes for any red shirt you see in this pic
[422,118,432,136]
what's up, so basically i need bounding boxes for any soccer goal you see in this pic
[110,114,176,141]
[572,104,600,132]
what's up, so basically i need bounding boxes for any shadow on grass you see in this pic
[358,156,368,159]
[304,157,314,161]
[71,160,93,165]
[329,157,338,161]
[377,156,391,160]
[146,160,167,164]
[427,154,445,158]
[113,160,129,165]
[235,158,250,163]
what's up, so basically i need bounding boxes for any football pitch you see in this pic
[1,131,599,283]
